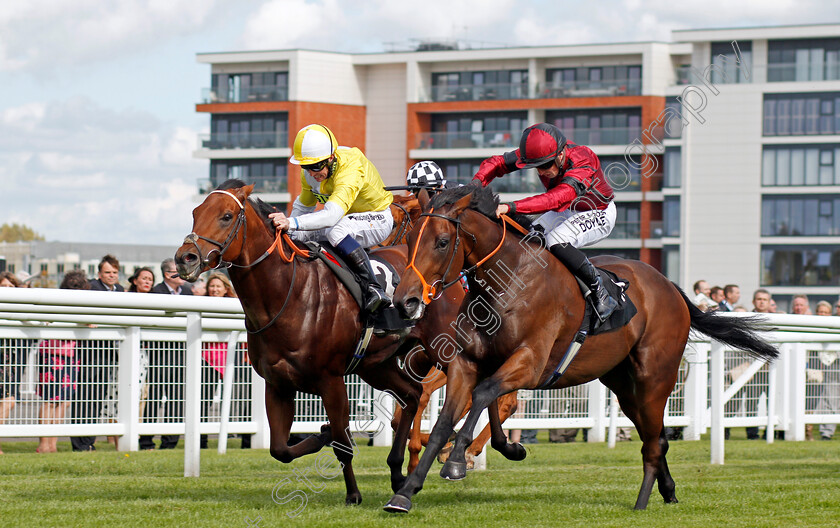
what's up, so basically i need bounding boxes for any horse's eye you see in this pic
[435,237,449,250]
[222,213,233,222]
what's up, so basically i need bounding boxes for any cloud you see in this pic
[0,97,203,245]
[0,0,218,72]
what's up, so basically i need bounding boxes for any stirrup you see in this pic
[593,290,618,322]
[365,288,390,313]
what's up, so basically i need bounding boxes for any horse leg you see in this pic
[360,356,423,494]
[384,356,478,513]
[441,346,538,480]
[319,377,363,506]
[265,386,330,463]
[601,361,678,510]
[409,369,446,474]
[467,392,524,465]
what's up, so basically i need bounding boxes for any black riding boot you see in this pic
[549,243,618,322]
[345,246,390,313]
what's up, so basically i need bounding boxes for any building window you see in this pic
[423,112,528,149]
[211,160,288,193]
[600,156,642,192]
[431,70,529,101]
[207,113,288,149]
[210,71,288,103]
[40,263,48,273]
[545,109,642,145]
[611,203,641,239]
[88,264,96,276]
[662,98,685,139]
[762,195,840,236]
[662,246,680,283]
[761,245,840,286]
[763,93,840,136]
[768,38,840,82]
[663,196,680,237]
[543,64,641,97]
[762,145,840,185]
[664,148,682,188]
[57,263,65,274]
[7,263,14,273]
[709,41,752,84]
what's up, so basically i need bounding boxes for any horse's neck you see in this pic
[464,210,557,289]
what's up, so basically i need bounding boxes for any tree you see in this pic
[0,223,45,243]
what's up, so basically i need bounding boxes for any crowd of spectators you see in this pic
[0,254,251,453]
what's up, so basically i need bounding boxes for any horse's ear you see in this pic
[417,188,431,211]
[451,192,472,216]
[241,184,255,199]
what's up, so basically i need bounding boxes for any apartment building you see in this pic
[195,23,840,310]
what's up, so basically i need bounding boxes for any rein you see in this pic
[385,202,413,246]
[406,206,529,304]
[185,189,313,333]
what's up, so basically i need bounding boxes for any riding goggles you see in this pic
[302,159,330,172]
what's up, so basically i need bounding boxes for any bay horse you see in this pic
[174,179,469,505]
[381,190,520,473]
[384,185,778,512]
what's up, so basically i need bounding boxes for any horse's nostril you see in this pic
[184,253,197,263]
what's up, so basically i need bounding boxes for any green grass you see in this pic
[0,435,838,528]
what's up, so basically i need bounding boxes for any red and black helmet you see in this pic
[515,123,567,169]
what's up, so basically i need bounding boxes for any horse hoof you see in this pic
[664,497,679,504]
[466,458,474,471]
[440,460,467,481]
[345,494,362,506]
[505,442,527,461]
[383,494,412,513]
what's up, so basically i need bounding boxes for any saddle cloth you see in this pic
[301,241,414,334]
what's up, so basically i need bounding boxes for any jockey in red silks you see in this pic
[471,122,618,321]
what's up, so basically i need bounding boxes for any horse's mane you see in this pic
[216,179,277,224]
[428,184,535,233]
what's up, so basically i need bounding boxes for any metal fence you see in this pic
[1,288,839,472]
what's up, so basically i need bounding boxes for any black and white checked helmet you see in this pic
[406,161,446,188]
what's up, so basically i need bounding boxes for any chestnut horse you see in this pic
[174,180,468,505]
[384,185,778,513]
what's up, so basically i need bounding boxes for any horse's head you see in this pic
[175,181,257,281]
[395,187,480,320]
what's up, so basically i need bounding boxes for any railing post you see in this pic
[217,331,241,455]
[184,312,202,477]
[117,326,141,452]
[588,380,607,442]
[251,371,269,449]
[710,339,725,465]
[684,343,709,441]
[788,343,807,441]
[372,389,394,448]
[766,356,777,443]
[473,409,489,471]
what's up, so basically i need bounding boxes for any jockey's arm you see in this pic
[289,197,316,218]
[288,200,344,231]
[472,150,518,186]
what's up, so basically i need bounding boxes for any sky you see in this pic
[0,0,836,246]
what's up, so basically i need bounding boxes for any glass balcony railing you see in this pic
[429,83,530,102]
[610,222,641,239]
[564,127,643,146]
[767,62,840,82]
[199,131,289,150]
[199,176,288,195]
[649,220,664,239]
[539,79,641,98]
[417,127,642,150]
[415,130,518,149]
[200,85,289,104]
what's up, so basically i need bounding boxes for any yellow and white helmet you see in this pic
[290,124,338,165]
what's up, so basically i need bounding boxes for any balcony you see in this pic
[610,222,641,239]
[415,130,517,150]
[199,131,289,150]
[429,83,530,102]
[563,127,642,146]
[767,62,840,82]
[538,79,641,99]
[200,85,289,104]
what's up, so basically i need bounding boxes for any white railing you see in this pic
[1,288,839,471]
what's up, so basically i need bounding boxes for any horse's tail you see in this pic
[674,283,779,361]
